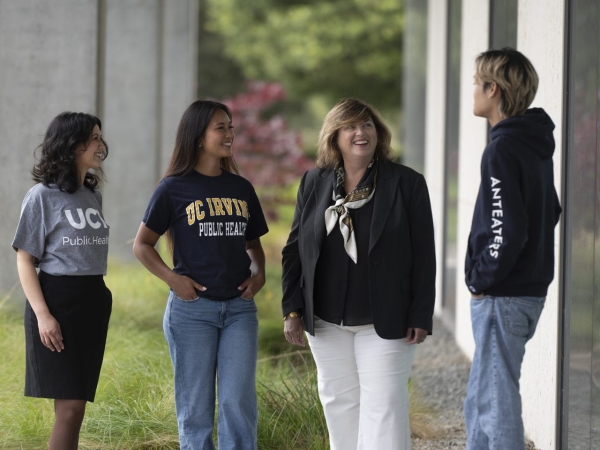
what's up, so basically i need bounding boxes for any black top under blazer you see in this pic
[282,160,436,339]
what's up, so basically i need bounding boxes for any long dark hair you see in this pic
[32,112,108,193]
[163,100,238,178]
[163,101,239,254]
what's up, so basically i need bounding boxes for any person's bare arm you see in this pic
[133,223,205,300]
[16,249,64,352]
[237,238,266,299]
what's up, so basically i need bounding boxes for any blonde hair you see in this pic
[475,48,539,118]
[316,98,393,169]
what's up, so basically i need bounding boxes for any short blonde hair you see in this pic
[475,48,539,118]
[316,98,393,169]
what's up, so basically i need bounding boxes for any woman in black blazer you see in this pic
[281,98,436,450]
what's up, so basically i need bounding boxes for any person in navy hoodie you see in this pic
[463,48,562,450]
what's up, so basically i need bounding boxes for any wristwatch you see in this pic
[283,311,301,321]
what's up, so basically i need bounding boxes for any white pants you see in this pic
[307,318,416,450]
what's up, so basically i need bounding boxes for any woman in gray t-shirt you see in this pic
[12,112,112,450]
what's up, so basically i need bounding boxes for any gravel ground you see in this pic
[410,317,540,450]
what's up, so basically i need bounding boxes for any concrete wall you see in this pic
[102,0,199,258]
[159,0,199,175]
[402,0,428,174]
[518,1,565,448]
[0,0,99,305]
[0,0,199,302]
[424,0,448,318]
[424,0,566,447]
[453,0,490,358]
[102,0,162,256]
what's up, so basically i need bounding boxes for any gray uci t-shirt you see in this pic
[12,183,109,276]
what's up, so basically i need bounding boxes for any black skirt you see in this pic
[24,271,112,401]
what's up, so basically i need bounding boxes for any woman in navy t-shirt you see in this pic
[133,100,268,450]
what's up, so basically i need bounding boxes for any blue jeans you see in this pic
[163,291,258,450]
[464,295,545,450]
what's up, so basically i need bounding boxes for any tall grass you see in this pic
[256,353,328,450]
[82,260,179,448]
[0,204,437,448]
[0,263,179,450]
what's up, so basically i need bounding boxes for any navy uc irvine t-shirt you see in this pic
[142,170,269,300]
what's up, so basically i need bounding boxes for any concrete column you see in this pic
[424,0,448,318]
[101,0,199,259]
[454,0,490,358]
[0,0,99,303]
[159,0,199,175]
[100,0,161,258]
[0,0,200,301]
[518,2,565,448]
[402,0,428,174]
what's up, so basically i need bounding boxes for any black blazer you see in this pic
[282,160,436,339]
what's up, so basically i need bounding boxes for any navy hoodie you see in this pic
[465,108,562,296]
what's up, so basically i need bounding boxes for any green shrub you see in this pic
[0,222,438,448]
[257,352,328,450]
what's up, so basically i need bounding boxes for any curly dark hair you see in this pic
[32,112,108,193]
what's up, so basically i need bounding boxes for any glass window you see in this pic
[442,0,462,328]
[490,0,518,49]
[563,0,600,448]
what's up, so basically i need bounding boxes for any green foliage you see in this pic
[0,211,436,448]
[256,355,328,450]
[197,0,246,99]
[206,0,404,109]
[0,314,51,449]
[259,319,298,356]
[0,265,180,450]
[82,345,179,449]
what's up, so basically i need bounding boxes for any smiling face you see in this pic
[198,108,234,162]
[75,124,106,176]
[336,118,378,164]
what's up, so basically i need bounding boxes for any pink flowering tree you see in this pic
[222,81,314,218]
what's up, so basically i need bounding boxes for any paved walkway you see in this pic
[411,317,470,448]
[411,317,539,450]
